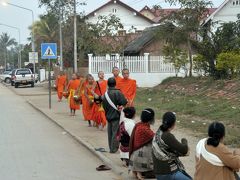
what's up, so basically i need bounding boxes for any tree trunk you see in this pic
[187,38,193,77]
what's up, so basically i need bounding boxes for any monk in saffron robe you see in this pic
[82,74,95,127]
[112,66,122,89]
[55,71,67,102]
[91,71,107,130]
[67,73,80,116]
[118,68,137,107]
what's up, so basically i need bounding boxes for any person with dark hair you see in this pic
[194,122,240,180]
[102,77,128,153]
[129,108,155,180]
[152,112,191,180]
[117,107,136,166]
[118,68,137,107]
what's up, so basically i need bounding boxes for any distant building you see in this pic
[203,0,240,32]
[86,0,155,32]
[140,6,178,23]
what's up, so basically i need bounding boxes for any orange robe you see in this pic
[82,83,95,121]
[91,80,107,127]
[118,78,137,106]
[56,75,67,100]
[67,79,80,110]
[115,76,123,89]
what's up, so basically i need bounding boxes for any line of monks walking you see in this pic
[55,67,137,130]
[55,68,240,180]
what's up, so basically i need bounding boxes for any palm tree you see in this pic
[30,13,59,49]
[0,33,17,69]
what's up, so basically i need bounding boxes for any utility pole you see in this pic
[73,0,77,73]
[59,0,63,71]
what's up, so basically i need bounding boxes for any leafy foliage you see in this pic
[197,15,240,77]
[0,33,17,67]
[216,52,240,78]
[155,0,213,76]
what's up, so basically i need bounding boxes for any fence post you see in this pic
[116,53,120,69]
[88,54,93,74]
[144,53,150,73]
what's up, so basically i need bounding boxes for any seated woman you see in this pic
[194,122,240,180]
[129,108,155,180]
[152,112,191,180]
[118,107,136,167]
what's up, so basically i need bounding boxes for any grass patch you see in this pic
[135,77,240,147]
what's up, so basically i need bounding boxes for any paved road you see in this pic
[0,84,119,180]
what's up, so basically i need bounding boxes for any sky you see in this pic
[0,0,223,46]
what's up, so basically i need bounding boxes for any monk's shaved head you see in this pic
[122,68,130,79]
[98,71,104,80]
[112,67,120,77]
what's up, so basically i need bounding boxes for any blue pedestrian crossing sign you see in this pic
[41,43,57,59]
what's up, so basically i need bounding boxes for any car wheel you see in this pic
[15,83,19,88]
[5,78,11,84]
[31,82,34,87]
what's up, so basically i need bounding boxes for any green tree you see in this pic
[196,14,240,77]
[0,33,17,68]
[30,13,59,66]
[160,0,212,77]
[163,45,188,76]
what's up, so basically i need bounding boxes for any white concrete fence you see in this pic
[88,53,185,87]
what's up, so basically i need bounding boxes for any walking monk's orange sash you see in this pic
[82,83,95,121]
[115,76,123,89]
[67,79,80,110]
[56,75,67,100]
[91,80,107,127]
[118,78,137,107]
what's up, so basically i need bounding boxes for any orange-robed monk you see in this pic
[55,71,67,102]
[82,74,95,127]
[112,67,122,89]
[67,73,81,116]
[91,71,107,130]
[118,68,137,107]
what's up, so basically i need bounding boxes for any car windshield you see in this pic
[4,71,11,74]
[16,69,31,75]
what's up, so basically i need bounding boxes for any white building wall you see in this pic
[210,0,240,32]
[87,3,152,32]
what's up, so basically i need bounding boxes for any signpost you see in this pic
[41,43,57,109]
[29,52,38,63]
[29,52,38,81]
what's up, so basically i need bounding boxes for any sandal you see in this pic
[96,165,111,171]
[95,148,107,152]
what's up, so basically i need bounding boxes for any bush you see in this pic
[216,52,240,78]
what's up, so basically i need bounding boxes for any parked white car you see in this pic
[0,70,12,84]
[12,68,35,88]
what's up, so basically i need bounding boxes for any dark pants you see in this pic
[107,120,119,153]
[156,171,192,180]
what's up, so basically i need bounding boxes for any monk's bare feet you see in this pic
[136,172,144,180]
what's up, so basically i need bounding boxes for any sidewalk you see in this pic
[10,84,198,179]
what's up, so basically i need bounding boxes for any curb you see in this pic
[26,100,129,180]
